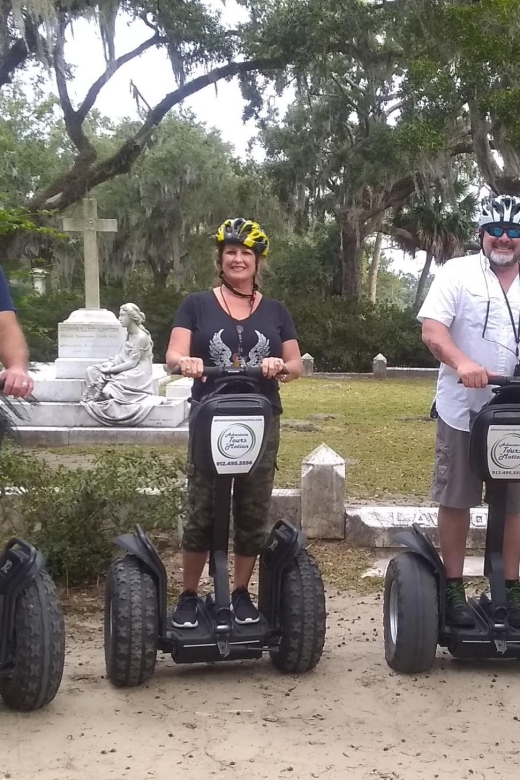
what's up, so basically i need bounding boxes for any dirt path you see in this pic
[2,590,519,780]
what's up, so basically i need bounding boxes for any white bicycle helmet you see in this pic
[479,194,520,226]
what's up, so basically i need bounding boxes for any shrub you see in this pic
[0,448,186,583]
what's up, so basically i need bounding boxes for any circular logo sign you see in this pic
[217,424,256,460]
[490,433,520,470]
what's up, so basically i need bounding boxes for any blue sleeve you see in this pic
[172,294,195,330]
[0,267,15,312]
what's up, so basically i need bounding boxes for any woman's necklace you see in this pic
[220,285,255,319]
[220,286,256,367]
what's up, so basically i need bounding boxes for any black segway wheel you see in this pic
[270,549,326,673]
[383,551,438,674]
[105,555,159,687]
[0,569,65,711]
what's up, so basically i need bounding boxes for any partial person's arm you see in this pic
[0,311,33,397]
[422,318,492,389]
[280,339,302,383]
[166,326,203,378]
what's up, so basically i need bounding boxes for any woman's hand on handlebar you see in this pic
[261,357,286,379]
[178,356,205,379]
[456,359,494,389]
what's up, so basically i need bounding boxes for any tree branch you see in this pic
[53,16,97,161]
[30,57,283,212]
[76,34,164,122]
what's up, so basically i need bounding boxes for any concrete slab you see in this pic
[363,556,486,579]
[345,506,488,549]
[18,425,190,446]
[12,399,188,428]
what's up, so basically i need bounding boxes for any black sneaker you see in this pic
[507,582,520,629]
[445,581,475,627]
[172,589,198,628]
[231,587,260,624]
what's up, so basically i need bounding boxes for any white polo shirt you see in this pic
[417,253,520,431]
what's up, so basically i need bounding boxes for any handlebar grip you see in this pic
[457,376,520,386]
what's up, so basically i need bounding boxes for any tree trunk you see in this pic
[368,231,383,303]
[147,254,170,288]
[413,250,433,312]
[340,226,364,298]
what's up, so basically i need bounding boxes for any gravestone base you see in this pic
[56,308,124,379]
[24,362,192,445]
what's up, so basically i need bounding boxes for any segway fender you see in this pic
[394,523,446,629]
[113,525,168,637]
[0,538,45,597]
[258,520,306,627]
[394,523,444,576]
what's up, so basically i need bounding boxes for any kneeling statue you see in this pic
[82,303,163,426]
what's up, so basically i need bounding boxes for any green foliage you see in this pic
[0,447,186,582]
[14,289,83,361]
[0,206,65,238]
[288,295,435,372]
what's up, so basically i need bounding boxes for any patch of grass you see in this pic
[31,377,437,501]
[278,377,436,500]
[309,541,380,594]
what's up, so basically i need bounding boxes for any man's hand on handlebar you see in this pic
[261,357,286,379]
[456,359,495,389]
[0,366,34,398]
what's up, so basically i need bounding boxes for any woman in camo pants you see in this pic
[166,218,302,628]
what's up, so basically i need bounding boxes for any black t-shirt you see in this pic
[173,291,298,413]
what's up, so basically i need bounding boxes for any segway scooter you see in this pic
[383,375,520,673]
[0,382,65,710]
[104,365,326,687]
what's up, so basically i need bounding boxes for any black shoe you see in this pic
[445,581,475,627]
[172,589,198,628]
[231,587,260,624]
[507,582,520,629]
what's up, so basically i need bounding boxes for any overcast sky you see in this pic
[55,0,423,276]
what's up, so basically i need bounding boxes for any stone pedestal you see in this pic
[372,353,387,380]
[55,309,125,379]
[301,443,346,539]
[301,353,315,377]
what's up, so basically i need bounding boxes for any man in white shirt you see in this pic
[419,194,520,627]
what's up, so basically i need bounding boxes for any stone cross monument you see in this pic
[55,197,124,379]
[62,197,117,309]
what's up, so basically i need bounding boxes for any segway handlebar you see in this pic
[170,365,288,379]
[457,376,520,387]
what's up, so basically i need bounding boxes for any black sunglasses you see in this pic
[483,224,520,239]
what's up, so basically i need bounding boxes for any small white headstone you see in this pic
[301,352,314,378]
[31,268,47,295]
[373,352,387,380]
[301,443,345,538]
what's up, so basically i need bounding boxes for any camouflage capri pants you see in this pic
[182,415,280,557]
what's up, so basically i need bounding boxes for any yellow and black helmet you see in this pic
[215,218,270,258]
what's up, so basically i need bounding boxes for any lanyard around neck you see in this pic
[499,282,520,359]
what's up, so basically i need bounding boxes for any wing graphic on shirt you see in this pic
[209,329,233,367]
[247,331,270,366]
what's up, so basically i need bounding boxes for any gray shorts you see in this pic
[433,416,520,511]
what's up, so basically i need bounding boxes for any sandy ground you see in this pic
[2,590,520,780]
